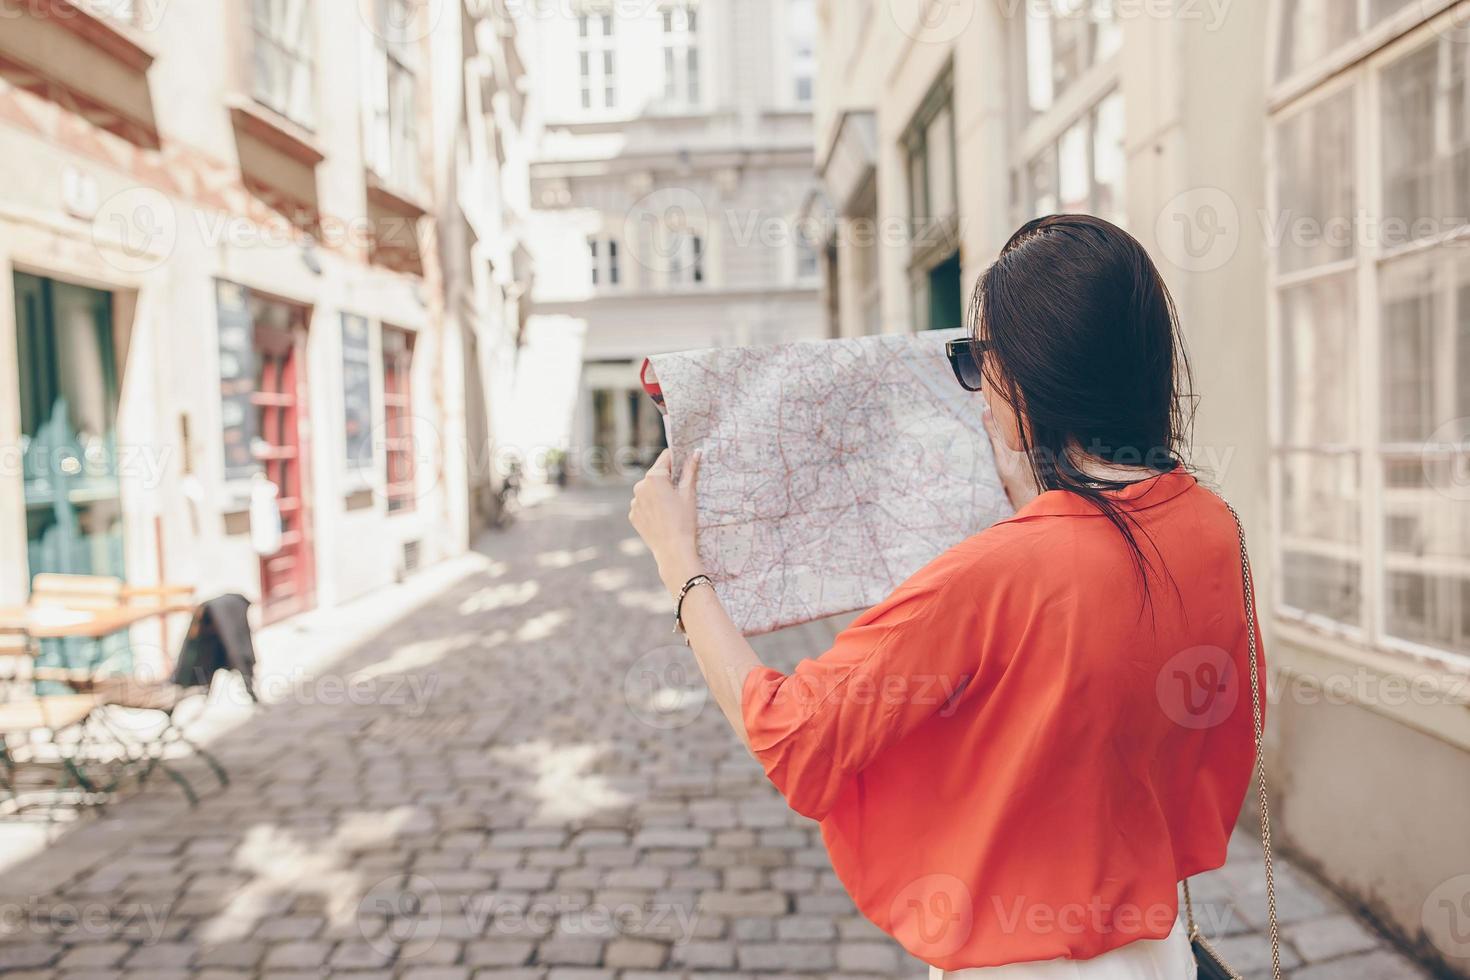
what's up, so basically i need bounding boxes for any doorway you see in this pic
[246,289,316,623]
[13,272,127,670]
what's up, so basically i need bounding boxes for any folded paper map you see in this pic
[642,328,1013,635]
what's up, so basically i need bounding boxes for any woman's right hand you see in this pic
[984,404,1042,511]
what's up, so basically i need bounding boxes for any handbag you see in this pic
[1181,504,1282,980]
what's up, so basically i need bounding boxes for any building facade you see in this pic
[517,0,825,478]
[0,0,529,642]
[813,0,1469,975]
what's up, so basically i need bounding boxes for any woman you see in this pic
[629,215,1259,978]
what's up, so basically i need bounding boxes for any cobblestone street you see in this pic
[0,487,1433,979]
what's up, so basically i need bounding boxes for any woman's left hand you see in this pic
[629,449,704,596]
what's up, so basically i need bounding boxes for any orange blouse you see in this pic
[741,470,1261,970]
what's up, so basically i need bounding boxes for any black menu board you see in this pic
[341,313,374,473]
[215,280,259,481]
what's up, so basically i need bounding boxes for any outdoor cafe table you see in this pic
[0,603,194,641]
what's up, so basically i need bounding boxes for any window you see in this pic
[796,240,820,282]
[789,0,816,105]
[1020,89,1125,225]
[363,0,419,190]
[905,77,958,228]
[578,11,616,110]
[252,0,317,128]
[1274,0,1420,82]
[668,234,704,286]
[1019,0,1119,118]
[381,326,417,514]
[906,70,962,331]
[661,4,700,107]
[588,236,620,288]
[1269,16,1470,664]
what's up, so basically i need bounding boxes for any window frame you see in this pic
[1266,4,1470,672]
[660,3,701,109]
[1006,2,1122,226]
[381,324,417,515]
[587,235,621,290]
[577,8,617,112]
[363,0,421,191]
[785,0,816,108]
[1268,0,1462,111]
[251,0,319,130]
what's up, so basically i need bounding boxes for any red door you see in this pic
[252,296,316,623]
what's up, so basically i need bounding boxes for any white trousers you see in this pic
[929,919,1197,980]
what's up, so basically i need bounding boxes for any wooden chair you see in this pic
[13,576,223,805]
[0,693,105,814]
[29,573,193,610]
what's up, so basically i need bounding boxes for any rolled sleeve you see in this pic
[740,553,992,820]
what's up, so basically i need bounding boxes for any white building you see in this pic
[0,1,531,638]
[516,0,826,478]
[812,1,1470,976]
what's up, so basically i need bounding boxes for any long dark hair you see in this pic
[970,214,1195,600]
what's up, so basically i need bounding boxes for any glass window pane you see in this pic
[1274,87,1356,273]
[1058,115,1090,213]
[1093,0,1120,62]
[1027,144,1058,217]
[1369,0,1416,23]
[1275,0,1360,81]
[1024,9,1055,114]
[1383,455,1470,655]
[1381,39,1470,247]
[1279,273,1358,447]
[909,140,927,221]
[926,106,955,220]
[1049,8,1090,105]
[1377,246,1470,656]
[1092,90,1125,226]
[1280,450,1362,624]
[1377,249,1470,444]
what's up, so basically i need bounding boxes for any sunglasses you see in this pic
[946,339,991,392]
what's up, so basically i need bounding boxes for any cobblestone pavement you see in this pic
[0,486,1432,979]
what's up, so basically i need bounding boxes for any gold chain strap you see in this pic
[1182,504,1282,980]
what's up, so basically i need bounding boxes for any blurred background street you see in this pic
[0,0,1466,977]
